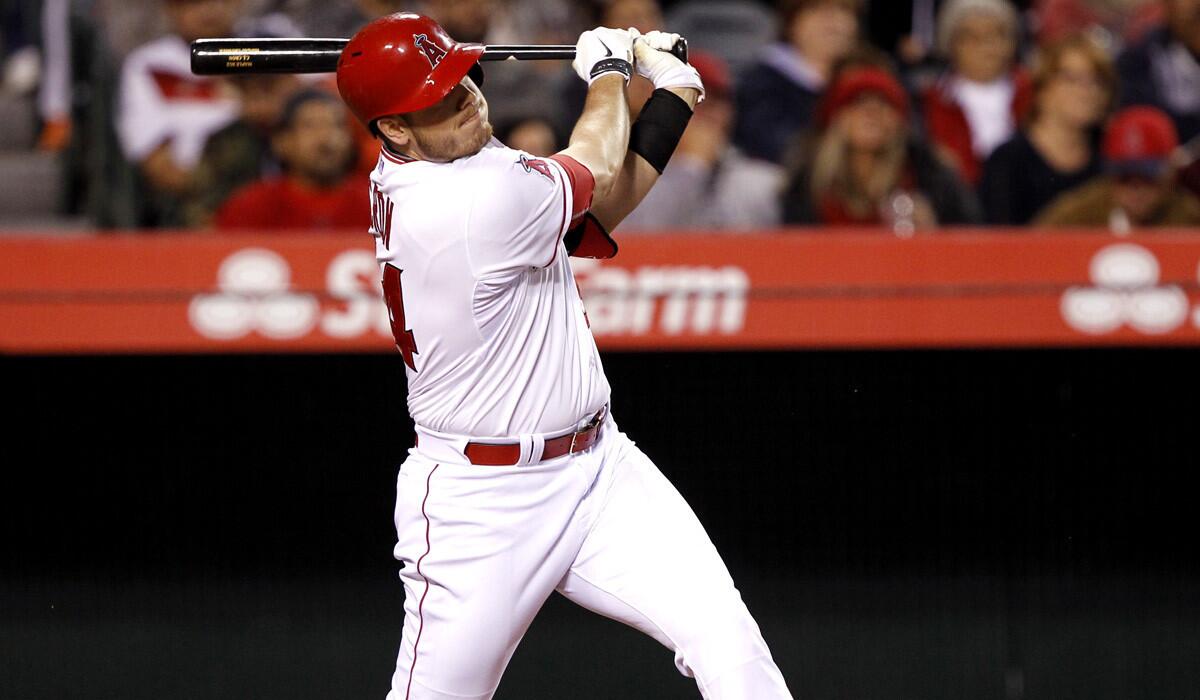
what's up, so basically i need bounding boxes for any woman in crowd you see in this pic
[979,34,1115,225]
[922,0,1032,186]
[734,0,862,164]
[781,66,980,229]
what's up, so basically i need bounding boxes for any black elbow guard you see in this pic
[629,88,694,174]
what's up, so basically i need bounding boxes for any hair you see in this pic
[777,0,863,39]
[1028,33,1117,122]
[275,88,344,132]
[936,0,1019,56]
[808,89,909,218]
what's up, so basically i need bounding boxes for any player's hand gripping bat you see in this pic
[191,37,687,75]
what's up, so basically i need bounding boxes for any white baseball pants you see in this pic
[385,415,792,699]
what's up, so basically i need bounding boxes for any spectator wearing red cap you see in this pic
[979,34,1115,225]
[922,0,1033,186]
[215,90,370,231]
[621,51,784,231]
[1037,106,1200,229]
[781,66,980,228]
[733,0,863,164]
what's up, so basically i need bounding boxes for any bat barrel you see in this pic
[191,38,347,74]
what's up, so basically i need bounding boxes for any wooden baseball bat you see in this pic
[191,37,687,75]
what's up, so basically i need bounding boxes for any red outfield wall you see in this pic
[3,230,1200,353]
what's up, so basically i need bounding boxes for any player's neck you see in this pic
[382,139,418,163]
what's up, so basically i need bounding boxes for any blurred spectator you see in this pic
[979,34,1113,223]
[424,0,493,43]
[923,0,1033,185]
[184,72,303,226]
[621,52,785,230]
[734,0,862,164]
[1117,0,1200,141]
[1037,105,1200,227]
[781,66,981,228]
[496,115,560,156]
[1034,0,1163,46]
[215,89,369,231]
[1,0,40,95]
[602,0,666,30]
[37,0,73,151]
[286,0,404,38]
[116,0,243,226]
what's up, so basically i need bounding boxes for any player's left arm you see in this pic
[586,32,704,232]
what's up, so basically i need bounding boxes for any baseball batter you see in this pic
[335,13,792,700]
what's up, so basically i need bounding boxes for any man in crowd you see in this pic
[185,72,302,225]
[1037,105,1200,229]
[1118,0,1200,141]
[214,89,369,231]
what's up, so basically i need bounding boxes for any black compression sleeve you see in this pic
[628,88,694,174]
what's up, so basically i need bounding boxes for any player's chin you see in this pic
[464,121,492,154]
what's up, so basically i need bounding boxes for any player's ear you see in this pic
[375,115,413,151]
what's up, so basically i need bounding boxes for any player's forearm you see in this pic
[590,87,700,230]
[559,75,630,200]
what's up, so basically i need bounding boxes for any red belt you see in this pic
[463,407,607,466]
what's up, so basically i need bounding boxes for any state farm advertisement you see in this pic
[2,231,1200,353]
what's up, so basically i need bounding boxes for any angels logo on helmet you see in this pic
[413,33,447,69]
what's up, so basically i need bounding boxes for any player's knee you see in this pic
[671,594,773,680]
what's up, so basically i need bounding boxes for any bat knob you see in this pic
[670,37,688,64]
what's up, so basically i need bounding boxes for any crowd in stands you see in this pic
[3,0,1200,234]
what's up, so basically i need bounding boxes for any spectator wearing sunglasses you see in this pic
[1037,106,1200,230]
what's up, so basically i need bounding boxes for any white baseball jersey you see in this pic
[368,139,609,438]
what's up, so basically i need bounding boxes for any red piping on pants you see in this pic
[406,463,439,699]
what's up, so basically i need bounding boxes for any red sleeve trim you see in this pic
[548,154,595,222]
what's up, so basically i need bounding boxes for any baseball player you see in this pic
[335,13,793,700]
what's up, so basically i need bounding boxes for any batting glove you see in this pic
[632,30,705,102]
[573,27,635,85]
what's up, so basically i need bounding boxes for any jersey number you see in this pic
[382,263,419,371]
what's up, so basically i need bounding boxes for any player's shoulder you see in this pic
[461,141,564,197]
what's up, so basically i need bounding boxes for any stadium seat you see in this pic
[0,93,36,151]
[0,152,62,224]
[664,0,778,79]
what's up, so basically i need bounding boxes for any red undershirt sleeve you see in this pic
[548,154,595,225]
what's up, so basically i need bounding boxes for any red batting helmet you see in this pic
[336,12,485,125]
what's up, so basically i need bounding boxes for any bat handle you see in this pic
[669,37,688,64]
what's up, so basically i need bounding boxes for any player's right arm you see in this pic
[588,32,704,231]
[556,28,637,201]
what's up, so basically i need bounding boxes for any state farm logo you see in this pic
[189,249,321,339]
[189,250,749,344]
[573,260,749,335]
[189,248,390,341]
[1060,243,1193,334]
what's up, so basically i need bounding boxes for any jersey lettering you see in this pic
[382,263,419,371]
[371,182,395,248]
